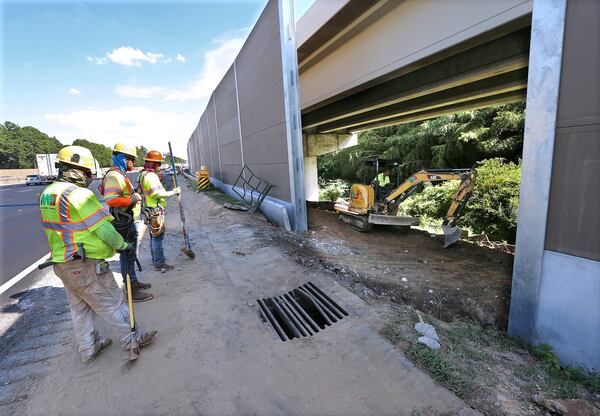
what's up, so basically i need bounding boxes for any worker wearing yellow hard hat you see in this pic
[100,143,152,302]
[38,145,157,363]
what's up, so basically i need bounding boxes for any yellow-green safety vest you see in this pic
[103,169,141,220]
[39,181,115,263]
[377,172,390,187]
[139,170,166,208]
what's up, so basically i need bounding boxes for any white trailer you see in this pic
[35,153,58,183]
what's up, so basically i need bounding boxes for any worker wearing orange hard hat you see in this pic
[138,150,180,273]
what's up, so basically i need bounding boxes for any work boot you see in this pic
[136,280,152,289]
[82,337,113,364]
[154,263,175,273]
[129,281,153,302]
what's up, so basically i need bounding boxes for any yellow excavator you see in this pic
[334,159,477,247]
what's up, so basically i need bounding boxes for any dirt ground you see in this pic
[270,208,514,327]
[1,183,479,416]
[2,182,597,416]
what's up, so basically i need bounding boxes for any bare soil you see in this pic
[269,208,514,327]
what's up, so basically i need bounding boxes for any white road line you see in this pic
[17,189,34,193]
[0,252,51,295]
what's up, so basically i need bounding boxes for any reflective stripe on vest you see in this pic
[40,182,113,262]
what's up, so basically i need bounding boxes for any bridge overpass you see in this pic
[186,0,599,371]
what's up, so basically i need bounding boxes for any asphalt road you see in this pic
[0,172,142,287]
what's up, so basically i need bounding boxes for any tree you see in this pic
[163,155,187,167]
[72,139,112,167]
[135,146,148,166]
[0,122,63,168]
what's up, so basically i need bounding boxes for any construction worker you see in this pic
[138,150,180,272]
[376,168,391,187]
[102,143,152,302]
[39,145,157,363]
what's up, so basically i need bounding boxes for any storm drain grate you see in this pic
[257,282,348,341]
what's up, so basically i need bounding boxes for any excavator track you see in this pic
[338,212,372,232]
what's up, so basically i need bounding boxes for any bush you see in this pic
[398,158,521,242]
[461,158,521,242]
[319,179,349,202]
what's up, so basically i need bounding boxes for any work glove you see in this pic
[130,192,142,205]
[172,187,181,196]
[117,242,136,256]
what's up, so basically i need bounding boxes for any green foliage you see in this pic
[0,121,169,171]
[135,146,148,167]
[318,103,525,242]
[408,343,472,395]
[0,121,63,168]
[532,343,600,394]
[164,154,187,167]
[319,179,348,202]
[319,103,524,183]
[462,158,521,242]
[399,159,521,242]
[72,139,112,168]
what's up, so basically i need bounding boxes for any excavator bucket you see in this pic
[442,225,462,248]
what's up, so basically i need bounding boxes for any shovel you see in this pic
[168,141,195,259]
[124,263,140,362]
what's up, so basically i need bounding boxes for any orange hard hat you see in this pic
[144,150,163,162]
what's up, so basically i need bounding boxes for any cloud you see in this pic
[164,35,246,101]
[106,47,164,67]
[176,54,186,63]
[68,88,81,95]
[45,106,195,156]
[86,56,108,65]
[114,85,164,99]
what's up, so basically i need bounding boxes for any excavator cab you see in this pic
[346,159,400,214]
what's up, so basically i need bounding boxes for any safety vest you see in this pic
[39,181,115,263]
[102,168,141,220]
[139,170,165,208]
[377,172,390,187]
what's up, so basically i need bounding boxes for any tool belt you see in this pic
[142,206,165,237]
[111,208,137,243]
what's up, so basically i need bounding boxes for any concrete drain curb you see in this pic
[257,282,348,341]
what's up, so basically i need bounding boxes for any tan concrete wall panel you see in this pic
[556,0,600,129]
[546,126,600,261]
[185,0,293,204]
[546,0,600,261]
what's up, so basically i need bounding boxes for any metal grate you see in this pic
[257,282,348,341]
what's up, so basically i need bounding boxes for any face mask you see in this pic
[58,164,92,187]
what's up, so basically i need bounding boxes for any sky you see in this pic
[0,0,315,159]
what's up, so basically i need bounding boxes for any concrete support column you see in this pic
[508,0,567,340]
[304,156,319,201]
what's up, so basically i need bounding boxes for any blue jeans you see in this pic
[119,222,139,283]
[150,233,165,267]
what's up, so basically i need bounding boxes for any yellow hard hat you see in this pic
[112,143,137,159]
[57,146,95,171]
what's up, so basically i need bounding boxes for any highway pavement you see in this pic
[0,172,140,288]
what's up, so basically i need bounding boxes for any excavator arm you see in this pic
[381,168,477,247]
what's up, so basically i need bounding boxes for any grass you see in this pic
[408,342,473,396]
[202,189,240,206]
[379,305,600,408]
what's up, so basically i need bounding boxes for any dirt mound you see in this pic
[272,209,514,327]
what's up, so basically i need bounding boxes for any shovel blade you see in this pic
[181,247,195,259]
[442,225,462,248]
